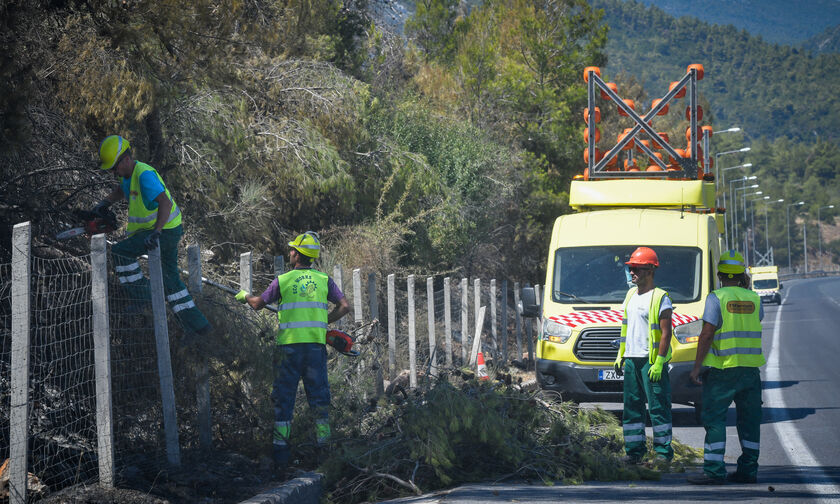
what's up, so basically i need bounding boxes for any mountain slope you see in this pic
[802,24,840,54]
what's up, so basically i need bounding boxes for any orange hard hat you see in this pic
[625,246,659,267]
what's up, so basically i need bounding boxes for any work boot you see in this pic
[687,473,727,485]
[726,472,757,484]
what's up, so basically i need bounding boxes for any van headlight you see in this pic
[674,319,702,344]
[542,319,572,344]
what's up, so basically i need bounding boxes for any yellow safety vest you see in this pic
[703,286,765,369]
[620,287,672,364]
[126,162,182,236]
[275,269,330,345]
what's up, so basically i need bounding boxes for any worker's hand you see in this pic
[613,354,624,376]
[92,199,112,217]
[690,366,703,385]
[143,230,161,251]
[648,355,666,382]
[235,289,248,304]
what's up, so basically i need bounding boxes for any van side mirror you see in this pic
[520,286,541,318]
[779,283,783,290]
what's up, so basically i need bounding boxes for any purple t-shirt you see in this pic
[260,268,344,305]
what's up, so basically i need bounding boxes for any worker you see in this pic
[236,231,350,474]
[688,250,764,485]
[92,135,212,336]
[614,246,674,464]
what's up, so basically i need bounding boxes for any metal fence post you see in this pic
[148,246,181,466]
[91,233,114,487]
[426,277,437,378]
[189,244,211,452]
[407,275,417,388]
[387,274,396,380]
[10,222,31,504]
[443,277,452,366]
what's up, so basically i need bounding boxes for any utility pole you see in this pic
[803,221,808,274]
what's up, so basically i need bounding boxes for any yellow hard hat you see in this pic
[99,135,130,170]
[718,249,746,275]
[288,231,321,258]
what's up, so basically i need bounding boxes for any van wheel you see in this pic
[693,402,703,425]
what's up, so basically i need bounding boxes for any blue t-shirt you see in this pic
[702,291,764,329]
[121,169,165,210]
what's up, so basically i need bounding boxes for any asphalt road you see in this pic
[379,277,840,503]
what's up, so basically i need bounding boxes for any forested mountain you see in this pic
[593,0,840,142]
[803,24,840,54]
[634,0,840,46]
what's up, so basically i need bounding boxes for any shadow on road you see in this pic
[761,380,799,390]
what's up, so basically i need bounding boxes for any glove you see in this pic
[92,199,112,217]
[143,230,161,251]
[613,342,625,376]
[648,355,667,382]
[235,289,248,304]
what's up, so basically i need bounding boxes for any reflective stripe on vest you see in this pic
[620,286,672,364]
[275,269,329,345]
[126,162,182,236]
[703,286,765,369]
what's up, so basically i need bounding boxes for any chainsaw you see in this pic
[55,209,118,240]
[326,329,359,357]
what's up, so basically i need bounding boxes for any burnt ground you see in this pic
[35,450,298,504]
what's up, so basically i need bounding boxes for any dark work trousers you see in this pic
[622,356,674,460]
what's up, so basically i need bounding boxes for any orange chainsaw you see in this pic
[326,329,359,357]
[55,209,117,240]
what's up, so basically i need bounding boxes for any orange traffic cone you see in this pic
[476,352,489,380]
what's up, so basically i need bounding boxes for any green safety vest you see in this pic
[126,162,182,236]
[275,268,329,345]
[620,287,672,364]
[703,286,765,369]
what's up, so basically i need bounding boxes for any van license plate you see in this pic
[598,370,623,381]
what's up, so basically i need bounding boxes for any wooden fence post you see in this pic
[407,275,417,388]
[473,278,480,344]
[352,268,363,327]
[514,282,522,362]
[426,277,437,378]
[387,274,396,381]
[333,265,343,330]
[91,233,115,487]
[490,279,498,360]
[501,279,508,364]
[10,222,31,504]
[460,278,468,364]
[443,277,452,366]
[149,246,181,467]
[368,273,384,395]
[239,252,252,295]
[189,244,211,452]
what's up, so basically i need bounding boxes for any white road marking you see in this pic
[766,283,840,498]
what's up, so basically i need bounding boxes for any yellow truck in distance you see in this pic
[530,178,721,419]
[749,265,782,305]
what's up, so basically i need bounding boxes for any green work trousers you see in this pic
[701,366,762,479]
[111,225,210,334]
[622,357,674,460]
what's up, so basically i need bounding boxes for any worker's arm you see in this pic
[690,321,717,385]
[152,192,172,233]
[236,290,267,311]
[658,308,672,357]
[328,297,350,324]
[104,185,124,203]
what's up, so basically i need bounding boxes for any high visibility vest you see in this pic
[275,269,329,345]
[126,162,182,236]
[703,286,765,369]
[620,287,672,364]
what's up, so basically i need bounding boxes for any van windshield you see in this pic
[552,246,702,303]
[753,279,778,289]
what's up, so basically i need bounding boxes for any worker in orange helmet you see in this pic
[614,246,674,465]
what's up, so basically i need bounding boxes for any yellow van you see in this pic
[749,265,782,304]
[533,178,721,419]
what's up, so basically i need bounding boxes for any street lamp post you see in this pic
[715,145,751,204]
[729,176,757,249]
[787,201,805,271]
[734,183,759,255]
[720,163,753,248]
[761,199,784,260]
[818,204,835,270]
[742,191,764,264]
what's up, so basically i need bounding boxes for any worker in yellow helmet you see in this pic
[92,135,211,336]
[236,231,349,477]
[688,250,764,485]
